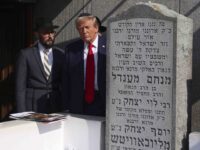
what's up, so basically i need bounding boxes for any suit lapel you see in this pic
[79,41,84,90]
[49,49,55,81]
[97,35,106,90]
[71,40,84,91]
[50,47,58,81]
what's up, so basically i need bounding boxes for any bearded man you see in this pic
[15,17,64,113]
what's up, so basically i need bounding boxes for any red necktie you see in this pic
[85,43,95,103]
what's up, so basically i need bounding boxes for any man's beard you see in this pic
[41,39,54,49]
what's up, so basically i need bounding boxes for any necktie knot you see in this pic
[44,49,49,55]
[88,43,93,54]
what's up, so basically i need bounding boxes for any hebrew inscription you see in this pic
[108,18,174,150]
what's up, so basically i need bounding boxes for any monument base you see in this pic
[189,132,200,150]
[0,113,105,150]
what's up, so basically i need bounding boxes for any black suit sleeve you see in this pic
[61,48,70,112]
[15,50,27,112]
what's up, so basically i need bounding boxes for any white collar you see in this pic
[84,35,99,48]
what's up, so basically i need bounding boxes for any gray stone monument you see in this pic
[106,2,193,150]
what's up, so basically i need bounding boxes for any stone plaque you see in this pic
[108,19,174,150]
[106,3,192,150]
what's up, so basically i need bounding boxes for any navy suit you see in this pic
[15,43,64,113]
[62,34,106,116]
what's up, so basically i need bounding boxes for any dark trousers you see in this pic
[36,90,61,114]
[83,91,105,116]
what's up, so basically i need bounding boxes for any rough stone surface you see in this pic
[106,2,192,150]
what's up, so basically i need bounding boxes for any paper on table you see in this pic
[10,112,66,123]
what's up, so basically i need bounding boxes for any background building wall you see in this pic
[33,0,180,45]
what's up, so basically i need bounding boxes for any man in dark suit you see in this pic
[15,17,64,113]
[62,13,107,116]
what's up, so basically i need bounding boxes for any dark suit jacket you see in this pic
[15,43,64,113]
[62,34,106,116]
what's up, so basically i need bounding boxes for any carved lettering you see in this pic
[108,18,174,150]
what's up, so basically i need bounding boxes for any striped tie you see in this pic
[43,50,51,79]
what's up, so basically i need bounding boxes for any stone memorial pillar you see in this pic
[106,2,193,150]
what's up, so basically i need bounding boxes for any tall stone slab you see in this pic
[106,2,193,150]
